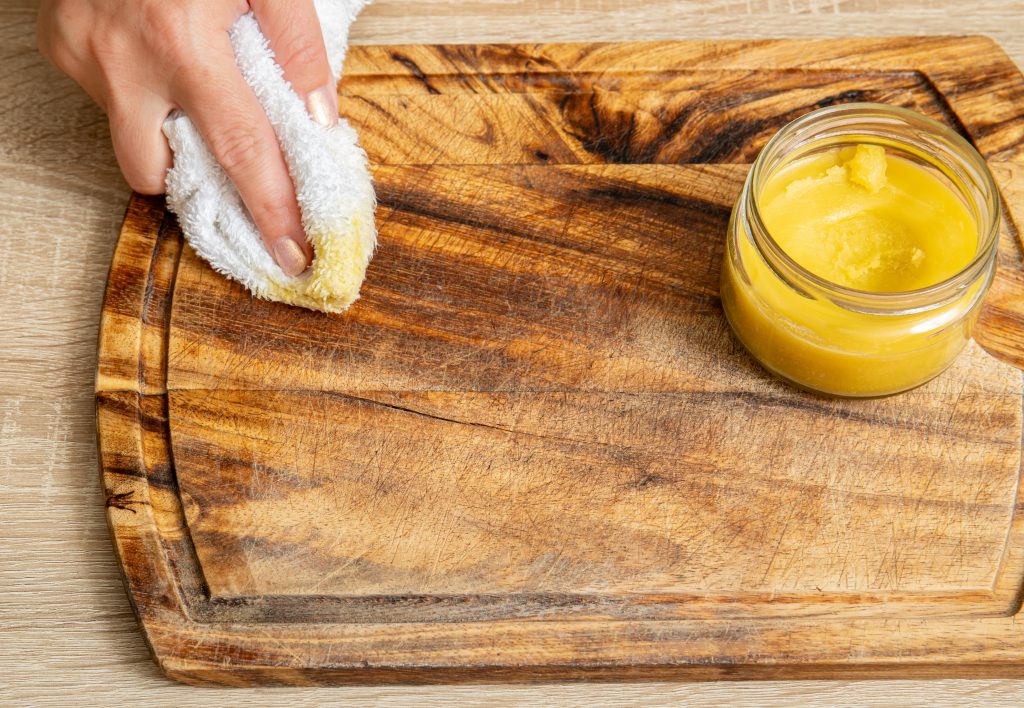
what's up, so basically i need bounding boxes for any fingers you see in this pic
[176,34,311,276]
[250,0,337,127]
[109,95,174,195]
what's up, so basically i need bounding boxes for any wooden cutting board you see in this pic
[96,38,1024,685]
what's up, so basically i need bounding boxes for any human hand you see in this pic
[37,0,339,276]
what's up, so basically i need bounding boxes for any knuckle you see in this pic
[83,28,136,83]
[279,35,326,87]
[140,2,193,63]
[84,32,119,66]
[247,182,299,234]
[211,126,264,174]
[254,197,292,224]
[142,1,184,40]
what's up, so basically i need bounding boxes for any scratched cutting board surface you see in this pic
[96,39,1024,685]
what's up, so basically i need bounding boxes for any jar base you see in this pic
[722,308,960,400]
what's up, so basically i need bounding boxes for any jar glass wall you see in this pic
[720,104,1001,398]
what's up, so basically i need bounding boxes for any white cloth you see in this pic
[163,0,375,313]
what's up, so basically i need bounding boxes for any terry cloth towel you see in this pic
[163,0,375,314]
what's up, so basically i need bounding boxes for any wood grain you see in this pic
[94,38,1024,685]
[8,0,1024,704]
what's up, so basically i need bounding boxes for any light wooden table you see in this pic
[3,1,1024,705]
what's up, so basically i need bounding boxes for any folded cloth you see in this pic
[163,0,375,314]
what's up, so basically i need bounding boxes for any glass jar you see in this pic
[720,103,1001,397]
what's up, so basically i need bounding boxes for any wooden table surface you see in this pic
[3,1,1024,704]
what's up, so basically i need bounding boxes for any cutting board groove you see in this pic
[97,38,1024,684]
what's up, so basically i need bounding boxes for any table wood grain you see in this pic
[3,0,1024,704]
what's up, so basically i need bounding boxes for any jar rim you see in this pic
[745,102,1001,311]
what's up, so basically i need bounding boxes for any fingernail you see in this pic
[273,237,309,277]
[306,85,337,127]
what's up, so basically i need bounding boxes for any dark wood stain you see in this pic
[389,51,442,95]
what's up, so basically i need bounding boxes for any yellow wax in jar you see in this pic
[721,144,985,397]
[760,145,976,292]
